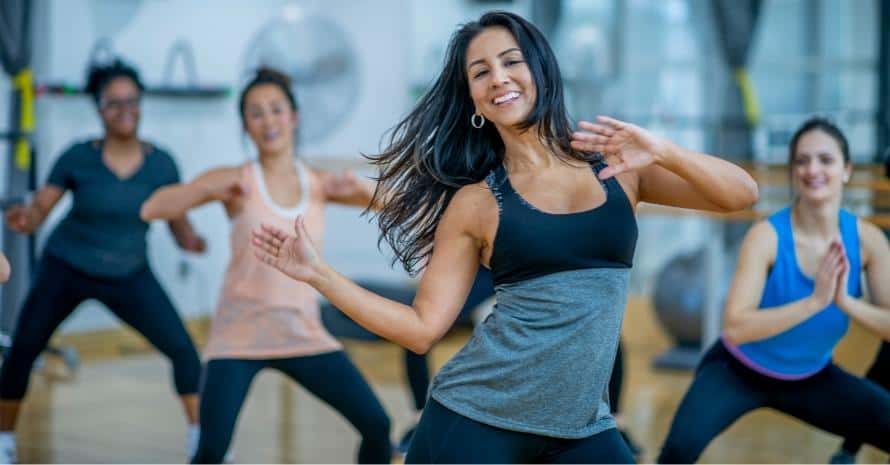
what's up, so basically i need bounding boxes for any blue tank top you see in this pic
[723,207,861,380]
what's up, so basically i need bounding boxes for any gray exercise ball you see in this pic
[653,248,731,347]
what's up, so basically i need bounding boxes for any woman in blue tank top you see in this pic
[658,117,890,463]
[251,11,757,463]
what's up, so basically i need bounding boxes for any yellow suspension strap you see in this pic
[12,68,35,172]
[733,67,760,126]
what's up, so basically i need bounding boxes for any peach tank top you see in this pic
[203,160,342,360]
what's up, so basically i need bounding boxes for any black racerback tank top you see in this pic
[484,160,638,285]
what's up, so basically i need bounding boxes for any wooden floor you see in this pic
[14,296,888,463]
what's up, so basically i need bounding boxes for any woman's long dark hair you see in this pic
[368,11,596,274]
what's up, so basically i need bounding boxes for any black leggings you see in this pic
[404,350,430,410]
[608,341,624,414]
[191,351,391,464]
[839,341,890,454]
[0,254,201,399]
[405,398,634,464]
[658,341,890,463]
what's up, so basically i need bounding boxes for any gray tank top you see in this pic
[429,161,637,438]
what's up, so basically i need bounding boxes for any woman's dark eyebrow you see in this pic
[467,47,522,70]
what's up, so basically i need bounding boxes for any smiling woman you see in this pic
[250,10,758,464]
[140,67,393,465]
[658,117,890,463]
[0,58,205,464]
[466,36,537,129]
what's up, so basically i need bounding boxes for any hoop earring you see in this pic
[471,113,485,129]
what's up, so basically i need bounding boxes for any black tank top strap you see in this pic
[484,165,509,211]
[590,158,620,194]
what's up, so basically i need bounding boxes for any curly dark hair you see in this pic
[85,58,144,105]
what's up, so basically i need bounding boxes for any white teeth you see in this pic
[493,91,520,105]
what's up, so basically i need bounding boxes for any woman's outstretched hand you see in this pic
[252,215,323,284]
[5,204,41,234]
[323,170,364,199]
[571,116,669,180]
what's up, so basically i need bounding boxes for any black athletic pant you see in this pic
[405,398,634,464]
[0,254,201,400]
[608,340,624,414]
[191,351,391,464]
[839,341,890,455]
[658,341,890,463]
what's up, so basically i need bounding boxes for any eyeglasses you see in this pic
[100,96,141,111]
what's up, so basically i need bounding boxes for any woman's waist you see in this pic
[211,299,325,336]
[217,284,320,312]
[222,262,320,296]
[733,332,842,364]
[492,267,631,310]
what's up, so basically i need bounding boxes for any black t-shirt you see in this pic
[43,139,180,278]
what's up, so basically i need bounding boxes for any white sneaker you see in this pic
[186,425,200,460]
[186,426,234,463]
[0,433,16,464]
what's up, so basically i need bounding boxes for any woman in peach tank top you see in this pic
[206,158,339,360]
[141,68,391,464]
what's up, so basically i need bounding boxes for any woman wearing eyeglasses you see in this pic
[0,59,205,463]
